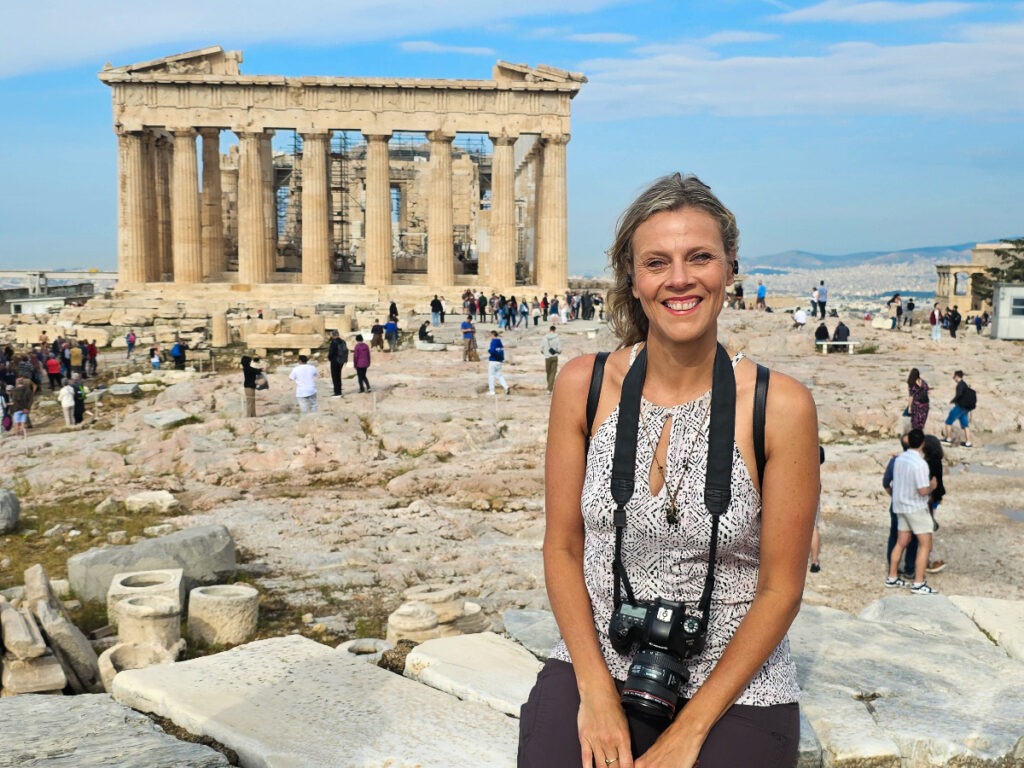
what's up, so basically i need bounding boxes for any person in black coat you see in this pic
[327,331,349,397]
[241,355,263,417]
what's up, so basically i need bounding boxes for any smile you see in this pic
[662,298,702,314]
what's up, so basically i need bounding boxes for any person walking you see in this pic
[384,317,399,353]
[370,319,385,351]
[430,295,443,327]
[942,370,975,447]
[327,331,349,398]
[886,428,939,594]
[817,280,828,317]
[461,315,477,362]
[922,435,947,574]
[241,355,263,417]
[948,305,962,338]
[288,355,319,414]
[486,330,510,396]
[58,377,76,426]
[906,368,930,431]
[352,335,371,393]
[929,303,943,342]
[810,445,825,572]
[540,325,562,394]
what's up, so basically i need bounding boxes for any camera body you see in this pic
[608,597,705,720]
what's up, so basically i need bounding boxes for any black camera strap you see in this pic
[610,343,736,641]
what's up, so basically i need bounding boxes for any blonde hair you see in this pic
[606,173,739,347]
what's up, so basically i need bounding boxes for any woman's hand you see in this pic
[578,686,635,768]
[634,725,704,768]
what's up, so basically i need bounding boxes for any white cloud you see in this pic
[576,21,1024,119]
[696,30,780,45]
[0,0,624,78]
[775,1,973,24]
[399,41,495,55]
[566,32,638,43]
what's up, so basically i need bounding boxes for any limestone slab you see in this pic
[244,333,324,350]
[112,635,518,768]
[502,608,560,659]
[857,594,988,645]
[124,490,180,513]
[143,408,193,429]
[2,652,67,694]
[0,693,229,767]
[404,631,542,717]
[108,383,142,396]
[950,594,1024,662]
[0,489,19,534]
[0,603,47,660]
[790,603,1024,766]
[33,601,102,692]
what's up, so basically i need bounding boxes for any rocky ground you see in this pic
[2,307,1022,642]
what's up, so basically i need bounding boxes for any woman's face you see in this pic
[630,207,733,347]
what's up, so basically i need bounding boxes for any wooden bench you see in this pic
[815,340,860,355]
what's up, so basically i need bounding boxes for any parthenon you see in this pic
[98,46,585,299]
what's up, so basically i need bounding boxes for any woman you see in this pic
[352,335,371,393]
[906,368,929,431]
[887,294,901,330]
[519,174,819,767]
[58,377,76,426]
[241,355,263,418]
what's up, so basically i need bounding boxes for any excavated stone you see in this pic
[502,608,561,659]
[123,490,180,513]
[108,383,142,396]
[98,642,175,693]
[949,594,1024,663]
[0,603,47,660]
[142,408,192,429]
[790,603,1024,766]
[107,568,184,621]
[0,693,229,767]
[23,564,65,617]
[187,584,259,646]
[404,632,542,717]
[111,595,182,650]
[456,601,492,634]
[113,635,518,767]
[402,584,464,623]
[2,652,67,694]
[33,600,102,692]
[67,525,235,604]
[0,489,19,534]
[386,601,441,644]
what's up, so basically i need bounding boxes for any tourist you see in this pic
[810,286,819,318]
[125,330,136,359]
[904,299,915,328]
[327,330,348,398]
[791,307,807,329]
[756,279,767,310]
[418,322,434,344]
[384,317,400,353]
[87,339,99,376]
[352,335,371,393]
[44,355,62,391]
[486,330,510,396]
[814,322,830,345]
[241,355,263,417]
[439,296,447,325]
[905,368,930,431]
[288,355,319,414]
[461,315,477,362]
[520,297,530,327]
[884,433,918,580]
[886,428,938,594]
[929,303,943,342]
[974,314,983,334]
[560,296,569,324]
[540,325,562,394]
[947,305,962,338]
[388,300,398,321]
[430,295,443,327]
[57,377,75,427]
[171,339,189,370]
[150,347,161,370]
[370,319,384,351]
[817,280,828,317]
[922,435,947,574]
[887,294,901,330]
[548,295,559,323]
[519,173,817,766]
[942,370,975,447]
[810,445,825,572]
[10,377,33,438]
[69,342,84,378]
[71,373,87,425]
[532,298,541,326]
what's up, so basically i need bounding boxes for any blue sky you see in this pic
[1,0,1022,274]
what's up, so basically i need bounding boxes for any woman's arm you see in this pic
[637,374,819,768]
[545,354,636,768]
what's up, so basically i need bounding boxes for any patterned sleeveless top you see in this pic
[549,346,800,706]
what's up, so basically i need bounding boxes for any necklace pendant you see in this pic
[666,507,678,525]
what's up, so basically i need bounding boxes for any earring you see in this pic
[626,275,633,288]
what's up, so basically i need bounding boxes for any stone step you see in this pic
[112,635,517,767]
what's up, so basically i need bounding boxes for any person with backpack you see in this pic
[943,370,975,447]
[125,330,136,359]
[327,330,349,398]
[171,339,188,370]
[486,330,510,396]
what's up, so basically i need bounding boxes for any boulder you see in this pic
[404,632,542,716]
[0,693,229,767]
[0,489,19,534]
[949,594,1024,663]
[112,635,518,767]
[502,608,561,659]
[143,409,193,429]
[124,490,180,513]
[67,524,236,604]
[108,383,142,396]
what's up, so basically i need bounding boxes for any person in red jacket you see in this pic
[44,356,62,391]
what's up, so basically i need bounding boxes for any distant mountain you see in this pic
[747,242,984,270]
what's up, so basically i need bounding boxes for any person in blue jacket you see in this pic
[487,330,510,396]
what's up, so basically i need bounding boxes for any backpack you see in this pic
[960,385,977,411]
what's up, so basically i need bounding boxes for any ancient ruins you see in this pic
[98,46,584,301]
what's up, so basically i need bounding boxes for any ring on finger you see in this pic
[605,759,618,766]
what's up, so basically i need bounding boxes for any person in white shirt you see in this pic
[792,307,807,329]
[886,428,939,594]
[810,287,820,318]
[288,355,319,414]
[57,379,76,426]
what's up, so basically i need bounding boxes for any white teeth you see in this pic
[665,299,700,311]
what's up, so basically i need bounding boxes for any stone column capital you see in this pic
[489,132,519,146]
[198,127,221,139]
[171,128,198,139]
[541,132,571,145]
[426,130,456,144]
[299,131,331,141]
[363,132,393,143]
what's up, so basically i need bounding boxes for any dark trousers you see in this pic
[330,360,343,395]
[356,367,370,392]
[818,301,826,317]
[887,508,918,574]
[519,659,799,768]
[47,373,61,390]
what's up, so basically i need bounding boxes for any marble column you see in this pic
[426,131,455,287]
[536,133,570,290]
[488,134,517,288]
[170,128,203,283]
[363,133,393,287]
[300,132,331,285]
[155,137,173,279]
[235,131,269,284]
[200,128,226,278]
[260,131,277,277]
[116,130,147,285]
[141,131,160,282]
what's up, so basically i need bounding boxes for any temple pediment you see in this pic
[494,61,587,84]
[102,46,242,77]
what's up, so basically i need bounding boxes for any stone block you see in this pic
[67,524,236,604]
[2,652,67,694]
[33,600,102,693]
[23,563,63,614]
[0,603,47,660]
[108,383,142,396]
[0,489,19,534]
[403,584,464,623]
[73,326,111,347]
[112,635,518,767]
[142,408,193,429]
[110,309,156,326]
[950,594,1024,662]
[123,490,180,513]
[0,693,229,767]
[404,632,542,717]
[503,608,561,659]
[111,595,182,650]
[244,332,324,350]
[414,340,448,351]
[77,308,113,325]
[98,642,176,693]
[386,601,441,644]
[187,584,259,646]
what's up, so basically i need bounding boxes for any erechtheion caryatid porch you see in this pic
[99,46,585,294]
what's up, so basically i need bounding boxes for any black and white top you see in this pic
[549,346,800,706]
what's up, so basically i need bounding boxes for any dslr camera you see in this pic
[608,597,705,720]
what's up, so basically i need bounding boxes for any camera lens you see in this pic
[620,649,689,720]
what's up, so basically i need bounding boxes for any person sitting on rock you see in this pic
[418,322,434,344]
